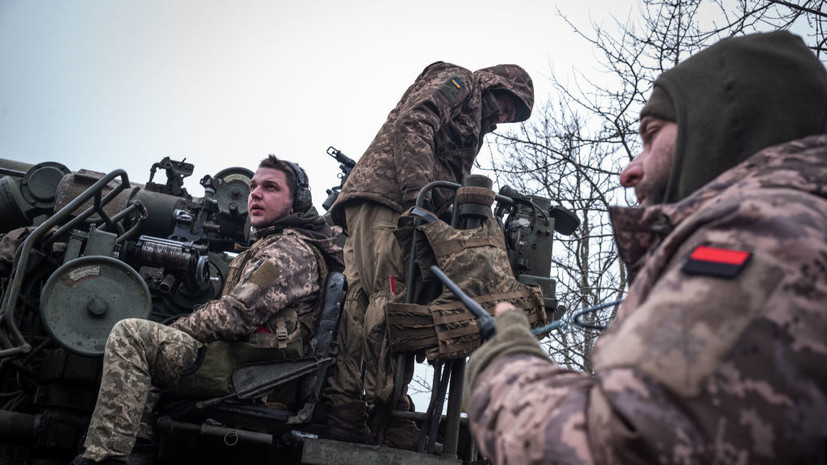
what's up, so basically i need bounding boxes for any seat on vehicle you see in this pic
[157,270,347,436]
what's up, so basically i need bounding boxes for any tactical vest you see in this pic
[175,231,330,398]
[387,212,547,361]
[221,232,330,353]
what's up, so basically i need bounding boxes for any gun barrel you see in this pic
[429,265,496,340]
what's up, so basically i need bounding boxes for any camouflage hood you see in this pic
[648,31,827,203]
[253,206,344,271]
[329,61,534,225]
[474,64,534,122]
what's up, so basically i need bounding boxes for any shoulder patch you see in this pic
[681,245,751,278]
[438,75,465,104]
[248,260,281,289]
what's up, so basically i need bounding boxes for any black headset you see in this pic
[283,160,312,211]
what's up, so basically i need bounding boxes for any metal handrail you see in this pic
[0,169,130,358]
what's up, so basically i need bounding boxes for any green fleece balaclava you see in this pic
[642,31,827,203]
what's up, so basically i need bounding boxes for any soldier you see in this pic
[464,31,827,464]
[72,156,344,465]
[322,61,534,448]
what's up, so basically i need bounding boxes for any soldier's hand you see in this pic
[494,302,517,316]
[464,302,549,402]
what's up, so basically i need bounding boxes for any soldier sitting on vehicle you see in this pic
[72,155,344,465]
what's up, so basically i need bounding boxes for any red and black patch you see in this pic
[681,245,752,278]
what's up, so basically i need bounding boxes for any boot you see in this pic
[382,419,444,454]
[374,396,444,454]
[381,418,421,451]
[373,394,420,451]
[320,402,373,444]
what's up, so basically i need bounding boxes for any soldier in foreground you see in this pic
[464,31,827,464]
[323,61,534,448]
[72,156,344,465]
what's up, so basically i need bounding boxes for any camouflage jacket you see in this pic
[171,226,342,353]
[329,61,533,227]
[467,135,827,464]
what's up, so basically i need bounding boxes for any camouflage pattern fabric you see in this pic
[82,318,201,462]
[466,136,827,464]
[81,226,337,461]
[170,228,330,352]
[323,202,413,414]
[322,60,532,422]
[462,308,551,412]
[387,212,547,361]
[329,61,534,226]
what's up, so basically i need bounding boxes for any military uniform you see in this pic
[465,32,827,464]
[323,61,534,428]
[81,224,343,462]
[467,137,827,464]
[330,61,534,221]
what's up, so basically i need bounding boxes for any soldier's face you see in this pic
[494,94,517,124]
[248,167,294,227]
[620,116,677,206]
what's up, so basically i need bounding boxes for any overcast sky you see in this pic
[0,0,630,206]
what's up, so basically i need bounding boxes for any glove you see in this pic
[464,308,549,402]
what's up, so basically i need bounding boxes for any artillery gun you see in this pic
[0,157,253,463]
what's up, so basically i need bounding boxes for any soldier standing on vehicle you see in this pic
[72,156,344,465]
[464,31,827,464]
[322,61,534,448]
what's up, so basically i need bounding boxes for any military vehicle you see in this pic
[0,151,578,465]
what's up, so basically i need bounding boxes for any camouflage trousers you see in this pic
[82,318,202,462]
[323,202,412,415]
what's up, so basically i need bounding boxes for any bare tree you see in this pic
[480,0,827,370]
[708,0,827,56]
